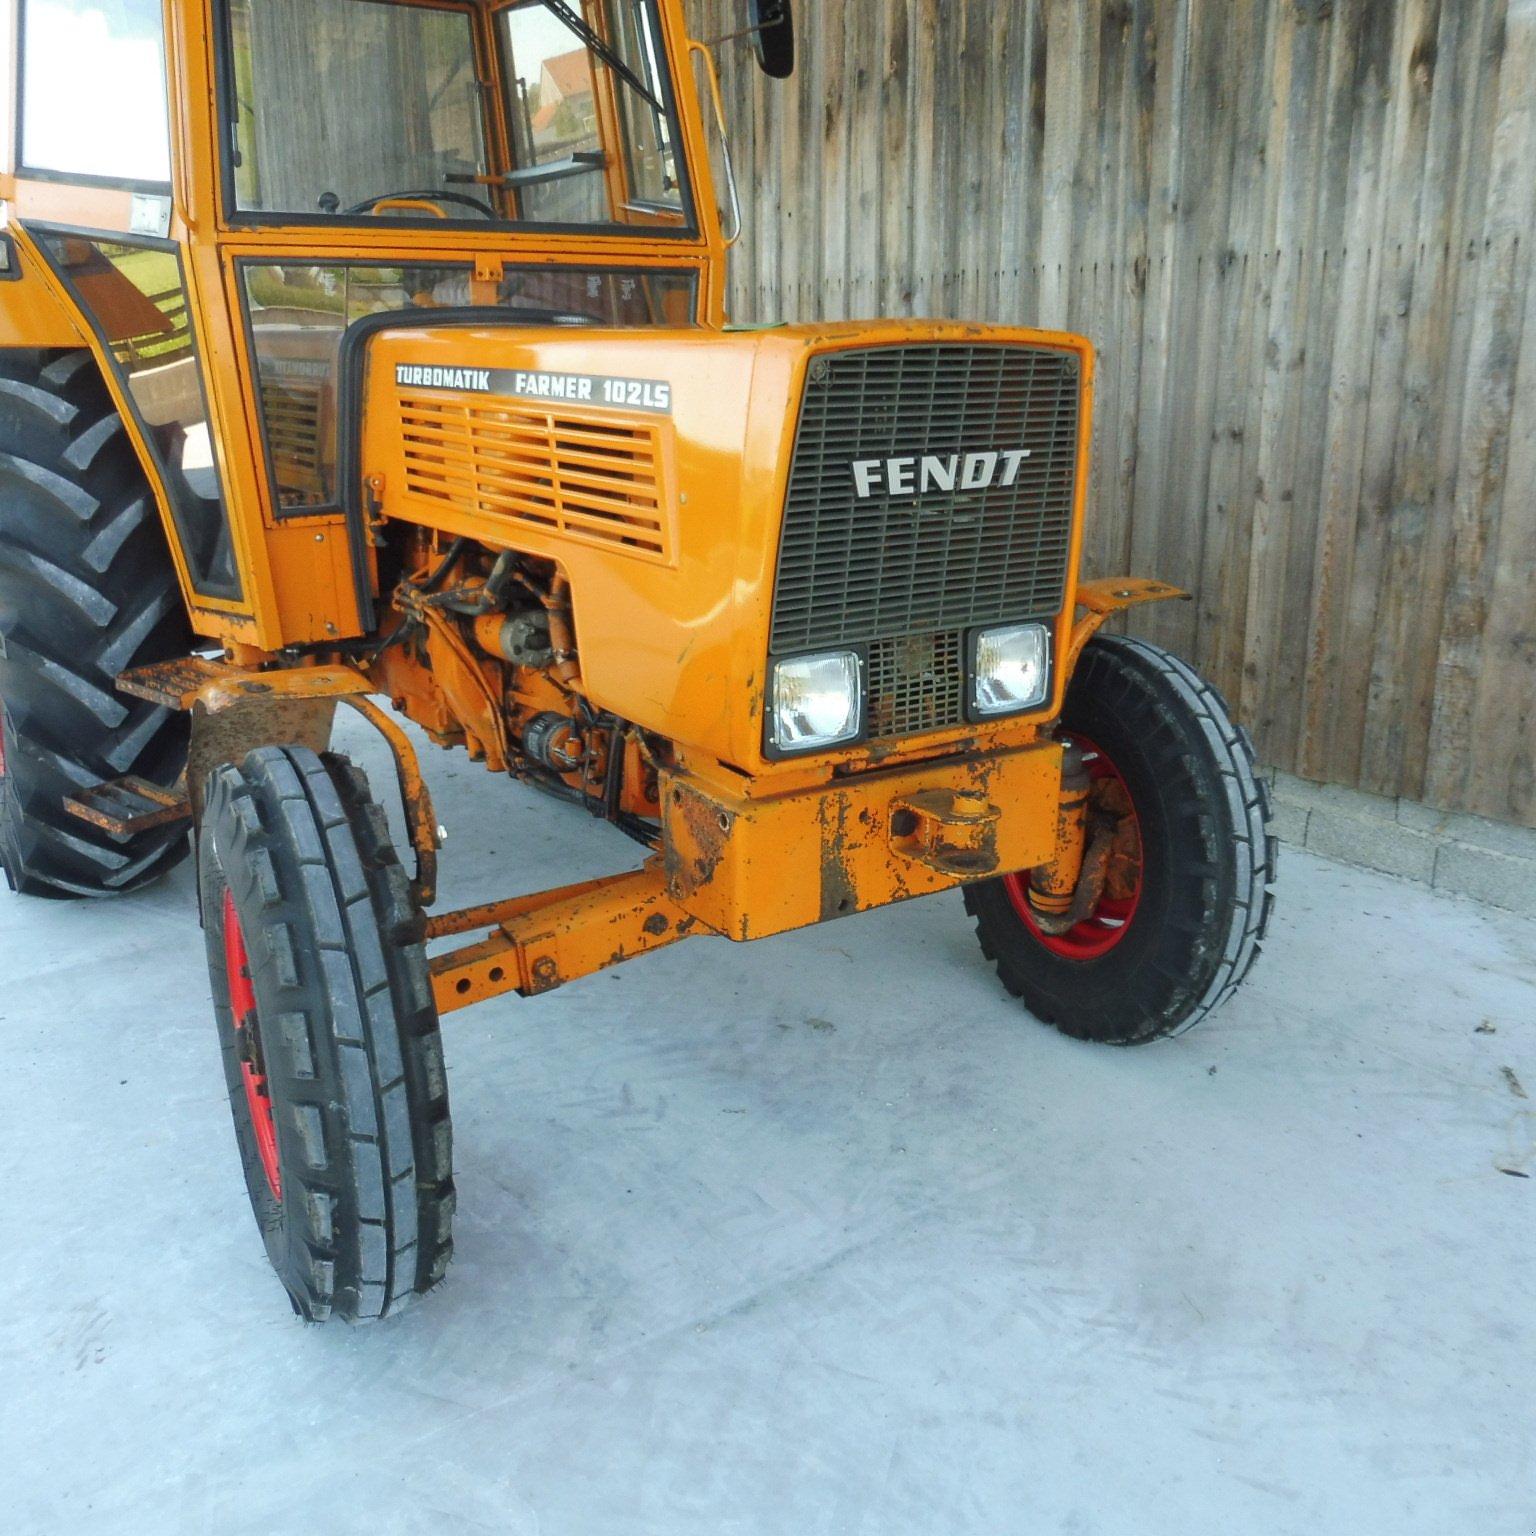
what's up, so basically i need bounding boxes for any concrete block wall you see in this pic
[1266,771,1536,919]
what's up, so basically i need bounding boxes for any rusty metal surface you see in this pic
[1096,777,1142,902]
[196,666,373,710]
[425,871,628,942]
[662,741,1062,942]
[342,696,441,909]
[183,663,373,815]
[885,787,1001,879]
[1025,742,1090,916]
[166,663,442,910]
[189,697,336,817]
[1030,772,1141,936]
[1031,821,1113,936]
[429,860,705,1014]
[1066,577,1190,676]
[126,657,443,909]
[116,655,230,710]
[63,775,191,836]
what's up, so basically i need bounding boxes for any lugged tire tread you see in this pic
[0,349,191,898]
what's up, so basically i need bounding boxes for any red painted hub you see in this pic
[223,888,282,1201]
[1005,734,1144,960]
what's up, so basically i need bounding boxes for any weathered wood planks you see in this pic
[719,0,1536,828]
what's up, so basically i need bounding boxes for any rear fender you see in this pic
[0,235,90,349]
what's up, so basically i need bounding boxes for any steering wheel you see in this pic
[340,189,498,219]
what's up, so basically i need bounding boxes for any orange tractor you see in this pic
[0,0,1275,1321]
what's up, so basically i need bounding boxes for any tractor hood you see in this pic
[357,319,1093,772]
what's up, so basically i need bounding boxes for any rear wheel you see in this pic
[200,745,454,1322]
[964,635,1276,1044]
[0,349,192,898]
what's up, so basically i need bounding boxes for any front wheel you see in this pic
[964,635,1276,1044]
[200,745,454,1321]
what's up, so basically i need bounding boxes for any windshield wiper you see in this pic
[536,0,663,113]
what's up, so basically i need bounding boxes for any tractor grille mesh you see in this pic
[396,393,669,561]
[867,631,965,739]
[770,344,1080,739]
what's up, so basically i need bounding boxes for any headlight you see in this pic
[972,623,1052,717]
[769,651,863,752]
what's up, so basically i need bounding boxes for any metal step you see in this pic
[64,776,192,837]
[116,655,230,710]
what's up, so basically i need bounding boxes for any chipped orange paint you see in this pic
[1066,578,1190,675]
[658,741,1064,942]
[428,861,701,1012]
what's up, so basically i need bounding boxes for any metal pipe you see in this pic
[543,572,584,690]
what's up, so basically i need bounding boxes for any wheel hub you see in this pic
[1006,734,1144,959]
[222,888,282,1201]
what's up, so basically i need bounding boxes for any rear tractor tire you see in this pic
[964,635,1277,1045]
[0,349,193,898]
[200,745,455,1322]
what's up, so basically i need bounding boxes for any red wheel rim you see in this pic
[223,888,282,1201]
[1004,734,1144,960]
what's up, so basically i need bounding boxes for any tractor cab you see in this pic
[220,0,712,517]
[5,0,731,640]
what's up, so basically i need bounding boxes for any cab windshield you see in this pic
[223,0,692,231]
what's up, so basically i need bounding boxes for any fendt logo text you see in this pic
[851,449,1032,500]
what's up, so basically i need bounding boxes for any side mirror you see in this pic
[749,0,795,79]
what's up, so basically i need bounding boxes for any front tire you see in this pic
[965,635,1276,1044]
[200,745,455,1322]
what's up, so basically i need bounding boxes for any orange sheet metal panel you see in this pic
[360,319,1094,776]
[262,518,367,644]
[661,737,1063,941]
[0,241,88,347]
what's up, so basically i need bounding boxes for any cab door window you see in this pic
[19,0,171,184]
[498,1,685,224]
[38,237,242,601]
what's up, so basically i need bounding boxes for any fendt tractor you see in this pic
[0,0,1275,1321]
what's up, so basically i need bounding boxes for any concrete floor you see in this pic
[2,721,1533,1536]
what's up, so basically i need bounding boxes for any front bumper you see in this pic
[661,740,1063,942]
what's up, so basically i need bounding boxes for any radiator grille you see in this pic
[396,393,669,560]
[770,344,1080,740]
[868,631,965,739]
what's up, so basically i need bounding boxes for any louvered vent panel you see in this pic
[397,394,668,560]
[771,345,1080,740]
[259,376,324,485]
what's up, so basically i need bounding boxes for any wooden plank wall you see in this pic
[714,0,1536,828]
